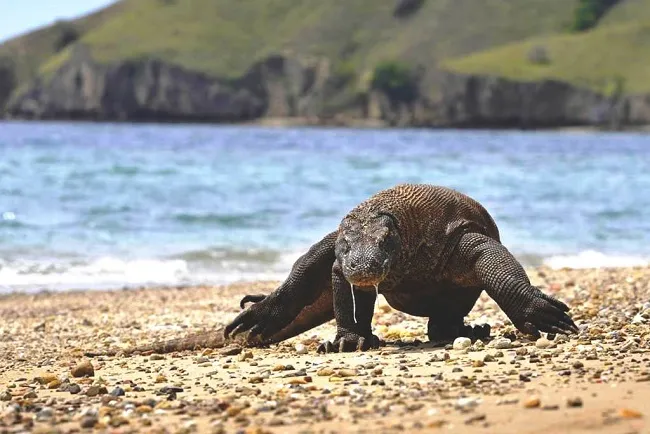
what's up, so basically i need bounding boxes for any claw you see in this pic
[248,324,264,339]
[240,294,267,309]
[357,336,366,351]
[317,341,335,354]
[228,322,247,338]
[521,322,541,339]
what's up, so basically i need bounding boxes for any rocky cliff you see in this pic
[362,71,650,129]
[6,46,330,123]
[4,47,650,128]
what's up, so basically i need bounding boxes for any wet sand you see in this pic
[0,266,649,433]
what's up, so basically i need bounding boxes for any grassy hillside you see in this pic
[444,0,650,94]
[0,2,125,86]
[2,0,577,91]
[600,0,650,24]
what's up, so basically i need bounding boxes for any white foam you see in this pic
[0,251,303,292]
[0,257,191,291]
[543,250,649,270]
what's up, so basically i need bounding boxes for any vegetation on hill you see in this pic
[0,2,124,87]
[444,19,650,95]
[571,0,621,31]
[3,0,650,124]
[1,0,576,93]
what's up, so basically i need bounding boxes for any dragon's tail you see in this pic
[84,329,229,357]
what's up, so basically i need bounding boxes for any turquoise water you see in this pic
[1,121,649,291]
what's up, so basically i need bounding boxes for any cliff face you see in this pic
[431,72,650,128]
[434,72,606,128]
[5,47,650,128]
[6,47,329,122]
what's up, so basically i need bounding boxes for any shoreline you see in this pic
[2,116,650,132]
[1,266,648,433]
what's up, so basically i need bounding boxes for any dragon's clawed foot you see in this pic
[317,332,383,353]
[224,293,291,342]
[511,290,579,338]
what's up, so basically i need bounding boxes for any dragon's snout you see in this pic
[342,249,392,286]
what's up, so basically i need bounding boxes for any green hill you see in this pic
[444,1,650,95]
[1,0,576,91]
[3,0,650,127]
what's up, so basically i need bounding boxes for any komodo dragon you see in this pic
[86,184,577,356]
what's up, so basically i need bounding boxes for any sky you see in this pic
[0,0,115,43]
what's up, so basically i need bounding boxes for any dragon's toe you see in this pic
[317,332,382,353]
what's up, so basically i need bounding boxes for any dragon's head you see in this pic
[335,212,401,287]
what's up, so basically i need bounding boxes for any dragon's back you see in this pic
[350,184,500,247]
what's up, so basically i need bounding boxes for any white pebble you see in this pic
[455,396,481,410]
[493,338,512,349]
[621,338,637,351]
[452,337,471,350]
[535,338,552,349]
[294,343,308,354]
[555,334,569,343]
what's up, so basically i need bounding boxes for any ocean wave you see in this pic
[0,249,303,292]
[1,247,648,293]
[542,250,649,269]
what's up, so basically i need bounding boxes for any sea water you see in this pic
[0,121,648,291]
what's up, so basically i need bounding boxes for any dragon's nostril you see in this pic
[348,259,358,270]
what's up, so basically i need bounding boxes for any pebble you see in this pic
[36,407,54,421]
[493,338,512,349]
[317,367,334,376]
[336,369,357,377]
[523,397,541,408]
[452,337,471,350]
[294,343,308,354]
[220,346,242,356]
[35,373,58,384]
[566,397,583,408]
[535,338,552,349]
[483,354,495,362]
[47,379,61,389]
[455,397,480,411]
[85,385,107,397]
[136,405,153,414]
[80,415,98,429]
[619,408,643,419]
[68,384,81,394]
[472,339,485,350]
[110,387,125,397]
[621,339,637,351]
[0,391,11,401]
[150,354,165,360]
[238,351,254,361]
[71,360,95,378]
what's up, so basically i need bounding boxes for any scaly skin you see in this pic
[226,184,578,353]
[88,184,578,356]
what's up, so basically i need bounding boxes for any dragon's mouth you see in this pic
[344,272,387,288]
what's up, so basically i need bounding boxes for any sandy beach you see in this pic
[1,266,649,433]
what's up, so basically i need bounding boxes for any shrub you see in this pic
[571,0,620,32]
[393,0,426,18]
[371,61,418,103]
[52,20,80,52]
